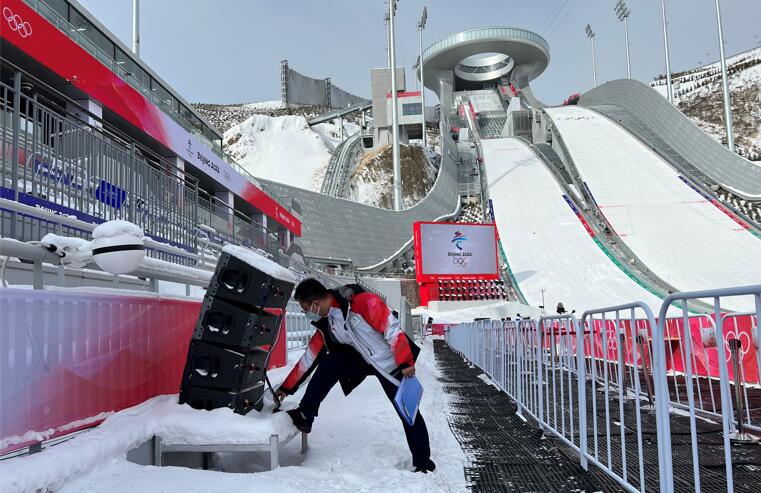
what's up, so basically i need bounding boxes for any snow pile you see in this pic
[222,244,297,284]
[651,47,761,160]
[92,220,144,240]
[0,395,295,493]
[223,114,357,191]
[312,119,361,152]
[40,233,91,268]
[1,342,466,493]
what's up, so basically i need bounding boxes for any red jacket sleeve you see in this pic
[351,292,415,368]
[279,330,325,394]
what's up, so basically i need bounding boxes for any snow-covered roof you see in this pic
[222,244,297,284]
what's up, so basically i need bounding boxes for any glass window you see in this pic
[69,9,115,59]
[44,0,69,20]
[115,48,146,89]
[203,125,219,143]
[151,79,179,113]
[402,103,422,116]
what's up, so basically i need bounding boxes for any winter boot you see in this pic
[286,408,313,434]
[413,458,436,473]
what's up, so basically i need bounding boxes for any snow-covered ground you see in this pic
[1,342,466,493]
[223,114,359,191]
[545,106,761,311]
[481,137,665,312]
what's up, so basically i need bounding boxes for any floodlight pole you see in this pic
[585,24,597,88]
[660,0,674,104]
[417,7,427,148]
[714,0,735,152]
[389,0,402,211]
[615,0,631,78]
[132,0,140,56]
[384,12,391,68]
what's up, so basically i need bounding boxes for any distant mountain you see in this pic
[651,47,761,161]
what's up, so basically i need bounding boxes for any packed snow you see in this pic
[480,137,666,312]
[545,106,761,311]
[222,244,297,284]
[0,342,467,493]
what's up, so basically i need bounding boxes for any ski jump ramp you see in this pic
[545,106,761,311]
[481,137,665,312]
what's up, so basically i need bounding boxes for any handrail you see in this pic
[423,27,550,62]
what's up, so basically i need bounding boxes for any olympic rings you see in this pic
[3,7,32,38]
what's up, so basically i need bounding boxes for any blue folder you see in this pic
[394,376,423,426]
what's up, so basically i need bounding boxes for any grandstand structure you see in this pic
[1,0,302,265]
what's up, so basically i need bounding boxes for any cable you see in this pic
[540,0,571,35]
[545,0,581,39]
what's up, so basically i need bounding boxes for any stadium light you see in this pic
[388,0,402,211]
[614,0,631,78]
[417,6,427,148]
[384,12,391,68]
[660,0,674,104]
[132,0,140,56]
[585,24,597,87]
[714,0,735,152]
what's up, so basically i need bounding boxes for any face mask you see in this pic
[304,301,324,323]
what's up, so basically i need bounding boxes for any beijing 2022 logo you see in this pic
[451,230,468,251]
[449,230,472,267]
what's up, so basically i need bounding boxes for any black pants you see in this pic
[299,346,432,467]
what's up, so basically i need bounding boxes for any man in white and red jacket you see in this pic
[276,278,435,473]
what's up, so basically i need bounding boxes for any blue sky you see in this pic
[78,0,761,105]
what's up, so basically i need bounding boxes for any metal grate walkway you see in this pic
[434,340,624,492]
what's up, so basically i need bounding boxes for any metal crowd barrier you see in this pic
[285,301,314,351]
[446,285,761,493]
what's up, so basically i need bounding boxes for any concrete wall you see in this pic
[371,67,406,127]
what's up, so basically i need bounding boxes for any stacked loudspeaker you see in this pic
[179,249,295,414]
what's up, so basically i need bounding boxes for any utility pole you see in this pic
[417,6,427,148]
[660,0,674,104]
[585,24,597,87]
[132,0,140,56]
[615,0,631,78]
[714,0,735,152]
[389,0,402,211]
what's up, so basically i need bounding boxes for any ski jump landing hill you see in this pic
[544,105,761,312]
[418,29,761,312]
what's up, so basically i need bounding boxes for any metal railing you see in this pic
[446,285,761,493]
[284,301,315,351]
[14,1,299,220]
[423,27,550,63]
[321,132,363,198]
[1,79,283,260]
